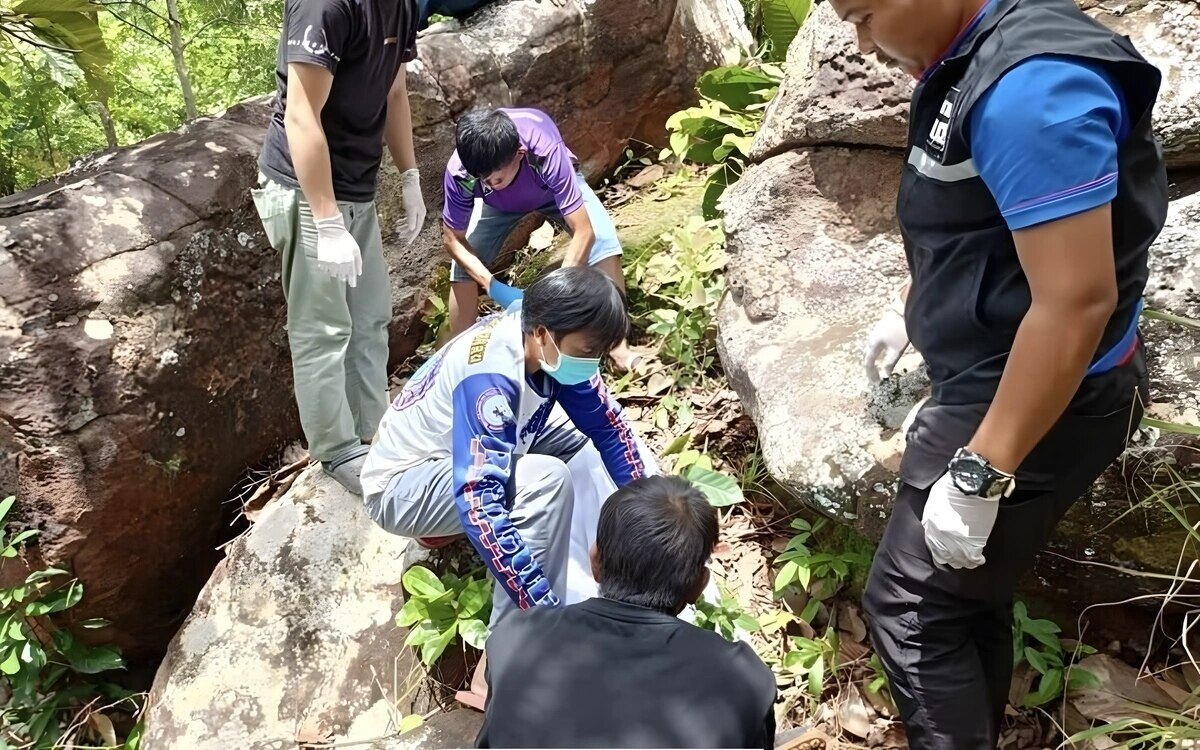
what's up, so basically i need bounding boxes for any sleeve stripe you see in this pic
[593,383,645,480]
[1004,171,1118,214]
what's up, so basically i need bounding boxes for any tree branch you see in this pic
[92,0,170,26]
[102,7,169,46]
[4,26,80,54]
[183,16,231,47]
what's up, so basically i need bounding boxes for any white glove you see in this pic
[863,296,909,384]
[921,472,1000,569]
[396,168,426,246]
[313,213,362,287]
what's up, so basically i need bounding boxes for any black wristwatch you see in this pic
[947,447,1016,500]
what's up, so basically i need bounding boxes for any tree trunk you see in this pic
[95,100,119,150]
[164,0,199,120]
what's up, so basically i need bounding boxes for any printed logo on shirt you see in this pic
[519,400,554,444]
[925,86,960,163]
[287,25,341,63]
[391,350,445,411]
[476,388,514,433]
[467,318,500,364]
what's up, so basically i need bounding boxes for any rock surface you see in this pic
[141,468,428,750]
[0,0,745,661]
[754,1,1200,166]
[719,0,1200,618]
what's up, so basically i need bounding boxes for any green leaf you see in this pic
[662,432,691,456]
[40,46,84,89]
[13,0,91,12]
[696,65,779,111]
[6,529,37,549]
[773,560,799,595]
[799,598,820,624]
[78,618,110,629]
[402,566,445,599]
[63,643,125,674]
[419,625,458,666]
[404,622,440,648]
[1024,647,1049,674]
[1024,668,1064,708]
[1141,416,1200,436]
[399,714,424,734]
[808,654,824,697]
[458,618,489,650]
[702,162,739,220]
[7,618,27,640]
[26,580,83,616]
[457,579,491,619]
[796,564,812,592]
[0,648,20,675]
[124,722,145,750]
[734,614,762,633]
[1067,667,1101,691]
[681,466,744,507]
[0,496,14,524]
[396,598,426,628]
[25,568,70,585]
[761,0,813,61]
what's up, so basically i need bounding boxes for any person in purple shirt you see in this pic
[441,107,644,372]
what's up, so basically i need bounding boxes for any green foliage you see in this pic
[627,217,726,386]
[0,497,140,749]
[396,565,492,667]
[780,627,839,698]
[1011,601,1098,708]
[693,586,761,642]
[759,0,812,61]
[667,444,746,507]
[1068,710,1200,749]
[772,517,872,602]
[666,63,781,218]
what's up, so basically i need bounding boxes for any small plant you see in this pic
[0,496,140,749]
[396,565,492,667]
[773,517,872,602]
[666,63,782,217]
[1011,601,1099,708]
[668,445,746,508]
[780,627,840,698]
[694,586,762,642]
[631,217,726,386]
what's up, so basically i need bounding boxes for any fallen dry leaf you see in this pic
[839,637,870,668]
[836,601,868,643]
[627,164,665,188]
[1069,654,1182,725]
[1007,662,1036,708]
[867,720,907,749]
[646,371,673,397]
[837,685,877,739]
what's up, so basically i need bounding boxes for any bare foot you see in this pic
[610,342,655,374]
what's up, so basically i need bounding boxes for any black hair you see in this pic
[521,267,629,354]
[455,108,521,178]
[595,475,718,614]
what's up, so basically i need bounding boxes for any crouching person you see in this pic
[361,266,646,632]
[476,475,779,750]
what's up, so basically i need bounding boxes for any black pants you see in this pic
[864,387,1145,749]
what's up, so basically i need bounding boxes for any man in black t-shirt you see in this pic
[476,475,779,749]
[253,0,426,494]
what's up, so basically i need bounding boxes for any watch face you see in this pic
[950,454,991,495]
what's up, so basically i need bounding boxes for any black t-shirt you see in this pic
[476,597,777,749]
[258,0,418,202]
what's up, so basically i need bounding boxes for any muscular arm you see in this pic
[962,56,1129,473]
[384,63,417,173]
[968,206,1117,472]
[284,63,339,219]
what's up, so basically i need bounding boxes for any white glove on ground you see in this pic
[314,213,362,287]
[921,472,999,569]
[864,296,910,384]
[396,168,426,246]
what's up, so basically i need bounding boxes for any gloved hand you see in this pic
[921,471,999,569]
[863,297,909,384]
[395,168,426,246]
[488,278,524,309]
[313,212,362,287]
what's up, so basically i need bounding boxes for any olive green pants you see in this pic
[251,174,390,463]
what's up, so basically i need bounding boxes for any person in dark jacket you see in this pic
[475,475,778,749]
[833,0,1167,746]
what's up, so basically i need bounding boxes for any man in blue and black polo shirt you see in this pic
[836,0,1167,746]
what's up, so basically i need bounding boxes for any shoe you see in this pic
[321,445,370,495]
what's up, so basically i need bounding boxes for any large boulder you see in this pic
[141,468,428,750]
[753,1,1200,166]
[0,0,746,662]
[718,1,1200,619]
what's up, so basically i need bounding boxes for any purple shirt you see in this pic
[442,108,583,231]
